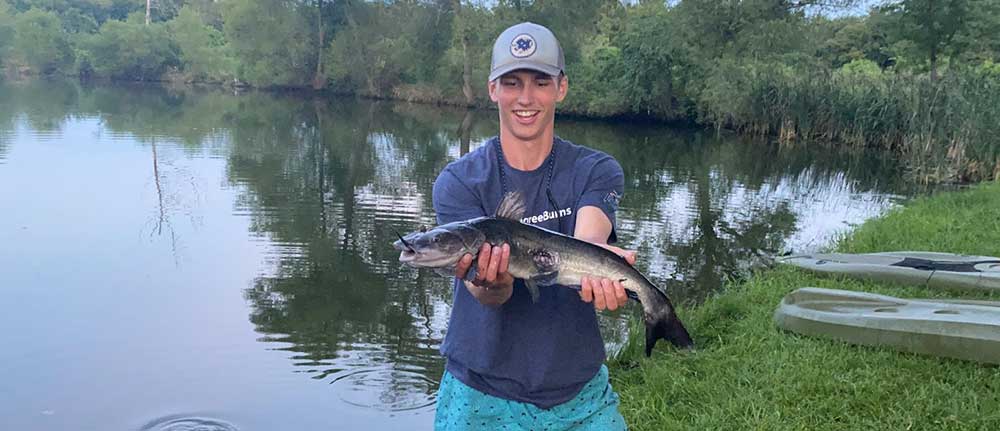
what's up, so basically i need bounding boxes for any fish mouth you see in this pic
[398,249,418,263]
[397,250,460,268]
[394,243,461,268]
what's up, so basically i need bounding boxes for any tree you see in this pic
[880,0,971,80]
[817,16,894,68]
[311,0,329,89]
[0,3,14,65]
[169,6,234,81]
[84,16,179,80]
[222,0,312,87]
[952,0,1000,64]
[12,8,75,74]
[452,0,474,104]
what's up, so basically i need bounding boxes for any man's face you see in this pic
[488,70,568,144]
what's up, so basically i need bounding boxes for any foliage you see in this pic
[816,15,894,68]
[12,8,75,74]
[168,6,234,82]
[82,15,178,80]
[221,0,312,87]
[876,0,980,80]
[0,3,14,63]
[0,0,999,181]
[325,2,425,97]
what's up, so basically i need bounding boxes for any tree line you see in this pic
[1,0,999,182]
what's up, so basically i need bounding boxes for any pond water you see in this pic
[0,79,921,430]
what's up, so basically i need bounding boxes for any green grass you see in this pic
[611,182,1000,430]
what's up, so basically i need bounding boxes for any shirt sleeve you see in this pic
[576,156,625,243]
[433,165,487,225]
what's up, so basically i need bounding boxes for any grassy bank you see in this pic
[611,182,1000,430]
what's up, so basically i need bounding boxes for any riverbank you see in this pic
[610,182,1000,430]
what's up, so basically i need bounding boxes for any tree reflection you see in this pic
[225,94,465,405]
[0,83,11,162]
[557,121,906,303]
[0,79,918,408]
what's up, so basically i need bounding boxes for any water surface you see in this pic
[0,79,920,430]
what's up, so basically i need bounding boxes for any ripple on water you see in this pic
[329,367,439,413]
[139,414,239,431]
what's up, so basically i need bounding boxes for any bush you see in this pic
[169,7,235,82]
[0,3,14,65]
[13,9,75,74]
[83,17,179,80]
[222,0,311,87]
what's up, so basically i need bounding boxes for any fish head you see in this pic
[394,221,486,269]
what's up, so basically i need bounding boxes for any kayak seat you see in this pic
[889,257,1000,273]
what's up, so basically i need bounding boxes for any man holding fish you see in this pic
[394,22,693,430]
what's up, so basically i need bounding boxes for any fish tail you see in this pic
[644,313,694,356]
[643,296,694,356]
[630,272,695,356]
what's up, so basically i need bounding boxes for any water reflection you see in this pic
[0,79,917,429]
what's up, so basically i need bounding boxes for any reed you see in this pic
[702,61,1000,183]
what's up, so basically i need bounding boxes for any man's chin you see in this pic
[505,127,547,143]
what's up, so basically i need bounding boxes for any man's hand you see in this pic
[579,243,636,311]
[455,242,514,307]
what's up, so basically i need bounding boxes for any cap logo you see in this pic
[510,34,536,58]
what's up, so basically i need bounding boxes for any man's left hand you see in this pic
[579,244,636,311]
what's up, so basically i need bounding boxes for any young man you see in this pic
[432,22,632,430]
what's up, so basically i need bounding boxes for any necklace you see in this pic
[494,138,565,233]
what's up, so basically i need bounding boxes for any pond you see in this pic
[0,79,921,430]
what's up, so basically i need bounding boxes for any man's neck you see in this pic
[498,131,555,171]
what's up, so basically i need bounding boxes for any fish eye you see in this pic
[419,225,428,233]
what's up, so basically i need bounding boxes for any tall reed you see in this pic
[703,61,1000,183]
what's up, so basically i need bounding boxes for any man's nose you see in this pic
[517,84,534,105]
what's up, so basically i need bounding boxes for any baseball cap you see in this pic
[489,22,565,82]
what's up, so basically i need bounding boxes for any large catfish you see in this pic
[393,192,694,356]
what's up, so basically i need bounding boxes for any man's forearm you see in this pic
[574,206,614,245]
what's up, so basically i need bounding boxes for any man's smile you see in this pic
[513,110,541,124]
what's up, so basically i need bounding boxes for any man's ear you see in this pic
[488,79,499,102]
[556,75,568,102]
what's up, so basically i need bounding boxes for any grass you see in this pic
[610,182,1000,430]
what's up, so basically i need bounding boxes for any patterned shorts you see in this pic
[434,365,627,431]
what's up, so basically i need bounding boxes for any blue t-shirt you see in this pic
[432,136,625,409]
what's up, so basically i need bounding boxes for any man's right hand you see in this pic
[456,242,514,307]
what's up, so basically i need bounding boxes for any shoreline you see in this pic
[0,72,774,137]
[610,182,1000,430]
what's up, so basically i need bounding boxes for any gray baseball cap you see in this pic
[489,22,565,82]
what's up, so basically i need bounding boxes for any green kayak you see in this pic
[774,287,1000,364]
[777,252,1000,292]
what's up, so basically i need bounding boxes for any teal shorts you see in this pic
[434,365,627,431]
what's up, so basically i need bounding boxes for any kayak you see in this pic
[777,252,1000,292]
[774,287,1000,364]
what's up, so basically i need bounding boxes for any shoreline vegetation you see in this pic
[2,1,999,183]
[610,182,1000,430]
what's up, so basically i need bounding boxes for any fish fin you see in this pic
[529,248,560,273]
[462,265,479,282]
[434,267,455,278]
[524,279,541,303]
[618,278,641,301]
[530,271,559,286]
[625,289,639,302]
[495,191,526,220]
